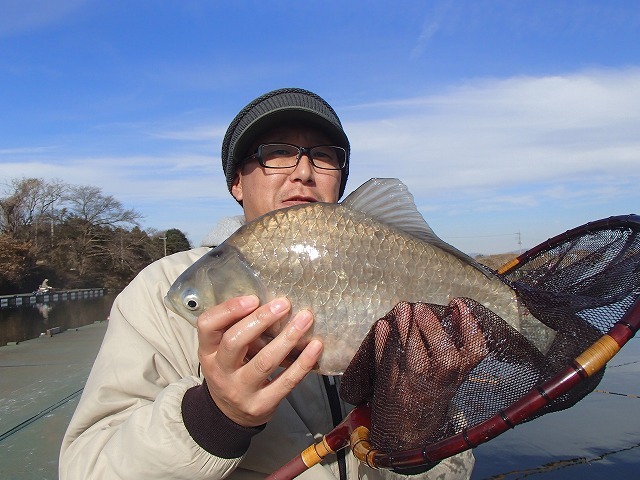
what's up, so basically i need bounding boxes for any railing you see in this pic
[0,288,106,308]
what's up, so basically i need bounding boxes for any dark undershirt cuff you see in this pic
[181,380,265,458]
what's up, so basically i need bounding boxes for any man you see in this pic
[60,88,475,479]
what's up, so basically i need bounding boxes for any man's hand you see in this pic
[197,295,323,427]
[341,299,489,451]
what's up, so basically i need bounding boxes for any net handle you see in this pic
[265,404,371,480]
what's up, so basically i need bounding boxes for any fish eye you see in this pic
[183,293,200,311]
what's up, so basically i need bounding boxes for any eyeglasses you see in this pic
[244,143,347,170]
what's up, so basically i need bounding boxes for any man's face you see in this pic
[231,125,343,222]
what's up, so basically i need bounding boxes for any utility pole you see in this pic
[160,236,167,257]
[50,198,54,250]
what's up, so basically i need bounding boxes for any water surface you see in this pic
[471,337,640,479]
[0,295,114,346]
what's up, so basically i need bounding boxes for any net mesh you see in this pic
[340,217,640,453]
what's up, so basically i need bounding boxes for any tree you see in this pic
[0,177,41,237]
[58,185,143,280]
[63,185,141,228]
[163,228,192,255]
[0,234,34,294]
[0,177,66,255]
[0,177,189,293]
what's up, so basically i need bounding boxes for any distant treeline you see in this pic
[0,177,191,295]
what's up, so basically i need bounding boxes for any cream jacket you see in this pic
[59,219,474,479]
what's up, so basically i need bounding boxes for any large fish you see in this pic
[165,178,555,374]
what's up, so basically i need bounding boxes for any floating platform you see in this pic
[0,288,106,309]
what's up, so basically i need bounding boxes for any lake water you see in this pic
[1,296,637,478]
[471,337,640,479]
[0,294,114,346]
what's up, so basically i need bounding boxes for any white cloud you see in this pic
[411,0,454,59]
[344,68,640,201]
[0,146,60,155]
[0,153,223,200]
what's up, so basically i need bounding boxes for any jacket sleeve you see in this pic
[59,249,257,479]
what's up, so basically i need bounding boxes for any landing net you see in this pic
[340,215,640,457]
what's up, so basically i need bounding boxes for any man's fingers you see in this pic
[416,303,456,357]
[197,295,260,353]
[247,309,315,379]
[197,297,291,362]
[450,298,489,366]
[269,339,323,397]
[197,295,260,334]
[214,298,295,371]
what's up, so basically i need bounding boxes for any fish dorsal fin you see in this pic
[342,178,491,276]
[342,178,433,239]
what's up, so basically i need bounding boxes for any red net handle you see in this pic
[265,405,371,480]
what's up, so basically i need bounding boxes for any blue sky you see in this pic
[1,1,639,254]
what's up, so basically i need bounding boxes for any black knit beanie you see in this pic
[221,88,351,198]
